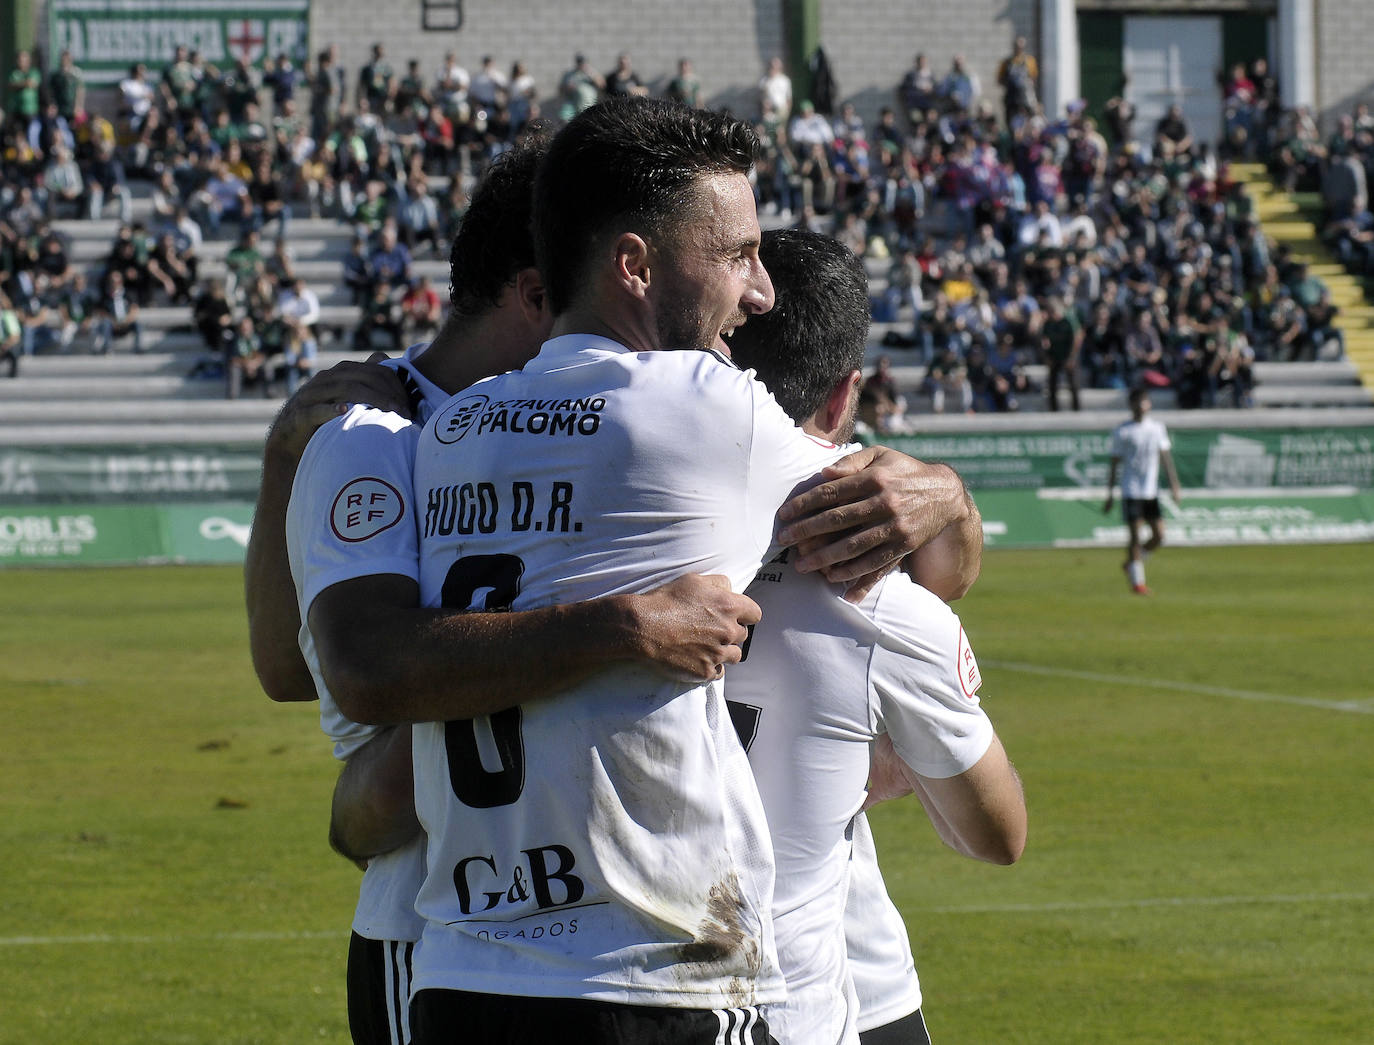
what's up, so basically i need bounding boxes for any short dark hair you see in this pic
[727,229,870,425]
[447,124,551,318]
[533,97,759,315]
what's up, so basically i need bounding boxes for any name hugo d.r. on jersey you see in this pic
[420,393,601,542]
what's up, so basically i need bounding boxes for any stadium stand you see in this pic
[2,44,1371,453]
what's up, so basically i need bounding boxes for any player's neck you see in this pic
[415,313,539,394]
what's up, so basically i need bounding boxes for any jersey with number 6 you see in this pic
[409,334,843,1009]
[730,559,995,1044]
[286,343,447,944]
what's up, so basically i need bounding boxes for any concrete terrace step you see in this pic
[114,304,361,329]
[0,397,280,424]
[0,375,230,400]
[1250,383,1373,407]
[52,216,361,243]
[2,421,272,447]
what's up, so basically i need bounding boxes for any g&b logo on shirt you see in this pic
[434,394,489,445]
[330,477,405,542]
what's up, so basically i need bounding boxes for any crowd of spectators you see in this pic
[749,47,1356,418]
[0,41,1364,409]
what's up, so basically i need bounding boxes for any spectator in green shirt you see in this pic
[8,49,40,120]
[48,50,84,122]
[1041,296,1082,411]
[0,290,21,377]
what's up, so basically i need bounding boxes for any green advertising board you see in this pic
[48,0,309,85]
[975,487,1374,549]
[0,445,263,505]
[2,424,1372,566]
[873,427,1374,492]
[0,502,253,566]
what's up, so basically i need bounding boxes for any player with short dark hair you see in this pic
[728,230,1024,1044]
[1103,387,1183,595]
[251,131,765,1045]
[248,101,981,1044]
[401,98,979,1044]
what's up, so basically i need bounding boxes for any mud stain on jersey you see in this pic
[679,873,748,965]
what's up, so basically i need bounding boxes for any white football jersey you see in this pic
[844,814,922,1034]
[408,334,843,1008]
[1110,416,1171,500]
[286,344,447,943]
[730,560,994,1043]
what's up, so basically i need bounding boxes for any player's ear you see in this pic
[821,370,863,436]
[513,266,547,325]
[613,233,651,301]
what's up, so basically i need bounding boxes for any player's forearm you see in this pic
[245,443,316,702]
[329,725,421,864]
[907,736,1026,865]
[317,592,651,726]
[905,487,983,602]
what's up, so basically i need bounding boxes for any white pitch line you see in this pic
[982,659,1374,715]
[9,896,1370,947]
[927,892,1374,915]
[0,929,345,947]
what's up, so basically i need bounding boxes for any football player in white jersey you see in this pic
[1102,388,1182,595]
[400,99,986,1044]
[727,229,1027,1044]
[256,134,769,1045]
[246,120,980,1043]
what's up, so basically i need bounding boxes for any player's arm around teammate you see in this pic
[867,730,1026,865]
[249,359,983,709]
[246,358,413,702]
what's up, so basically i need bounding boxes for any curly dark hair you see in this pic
[446,122,552,318]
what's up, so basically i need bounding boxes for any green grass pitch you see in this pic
[2,544,1371,1043]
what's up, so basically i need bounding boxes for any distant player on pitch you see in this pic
[1103,388,1182,595]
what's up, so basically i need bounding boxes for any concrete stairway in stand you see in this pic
[1229,160,1374,384]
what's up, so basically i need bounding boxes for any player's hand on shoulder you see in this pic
[627,574,761,683]
[776,445,968,600]
[267,355,410,461]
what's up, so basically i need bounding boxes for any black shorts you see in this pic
[347,932,415,1045]
[411,988,776,1045]
[1123,497,1162,525]
[860,1008,931,1045]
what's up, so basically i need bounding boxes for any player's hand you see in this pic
[265,354,408,462]
[776,446,968,603]
[1102,496,1114,514]
[862,733,915,810]
[628,575,761,682]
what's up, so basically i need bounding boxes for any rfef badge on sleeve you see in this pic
[330,477,406,542]
[957,626,983,699]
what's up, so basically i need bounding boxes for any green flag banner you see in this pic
[49,0,309,85]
